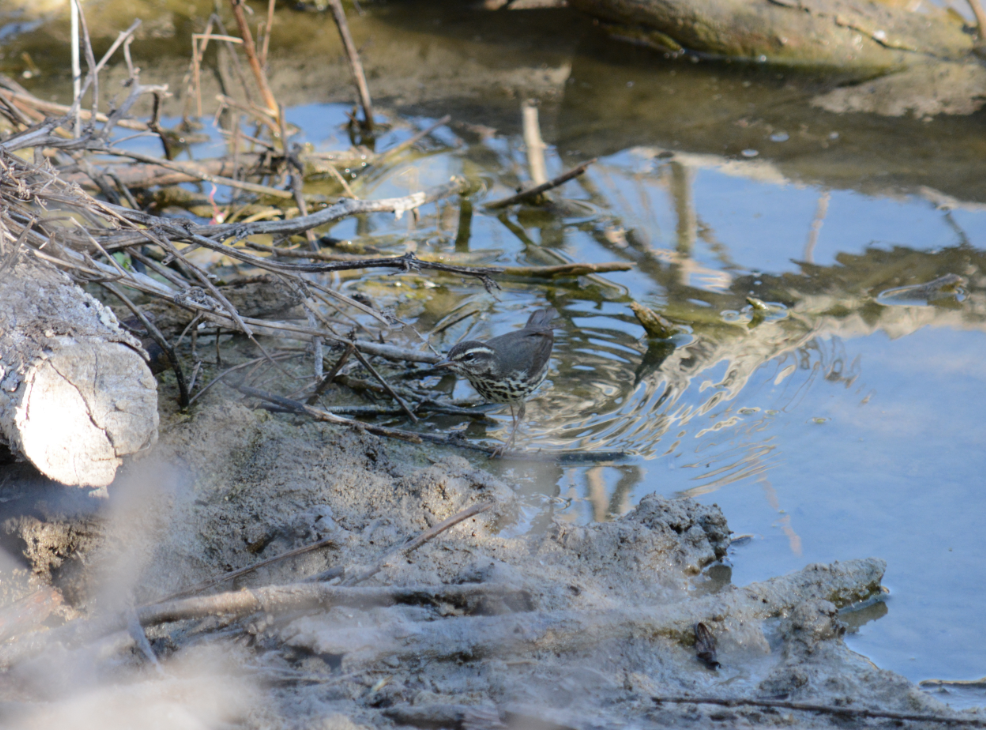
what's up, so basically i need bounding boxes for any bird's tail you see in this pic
[525,307,558,329]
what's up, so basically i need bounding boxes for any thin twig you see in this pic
[188,352,300,406]
[72,0,99,130]
[102,282,190,408]
[485,158,596,209]
[0,88,148,132]
[234,385,627,463]
[350,346,418,422]
[126,608,164,674]
[99,146,294,198]
[0,215,35,275]
[326,163,358,198]
[308,343,353,404]
[235,383,426,444]
[342,502,494,586]
[153,535,338,604]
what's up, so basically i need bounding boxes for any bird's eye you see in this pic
[462,353,474,361]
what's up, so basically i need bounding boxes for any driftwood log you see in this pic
[0,254,158,487]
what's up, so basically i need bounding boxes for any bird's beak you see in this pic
[434,358,455,369]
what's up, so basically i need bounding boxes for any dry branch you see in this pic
[235,384,428,444]
[485,159,595,209]
[0,82,149,132]
[342,502,494,586]
[651,697,986,727]
[283,558,885,667]
[243,242,633,280]
[0,583,528,669]
[100,178,467,249]
[236,385,627,463]
[60,156,260,190]
[501,261,632,278]
[326,0,375,129]
[100,147,294,199]
[140,583,517,629]
[156,535,339,603]
[229,0,280,116]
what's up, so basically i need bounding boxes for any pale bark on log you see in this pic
[0,254,159,487]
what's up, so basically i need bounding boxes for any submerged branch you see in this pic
[484,159,596,209]
[244,242,633,280]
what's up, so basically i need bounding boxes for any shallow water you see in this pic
[4,0,986,703]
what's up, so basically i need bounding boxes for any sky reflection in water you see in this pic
[116,71,986,696]
[331,132,986,689]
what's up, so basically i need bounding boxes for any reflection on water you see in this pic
[345,127,986,689]
[6,0,986,697]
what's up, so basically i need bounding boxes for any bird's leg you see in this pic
[506,403,519,452]
[490,403,519,459]
[509,401,526,451]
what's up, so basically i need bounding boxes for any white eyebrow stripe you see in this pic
[455,346,495,358]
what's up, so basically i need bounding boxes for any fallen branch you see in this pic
[234,383,428,444]
[231,385,626,462]
[142,581,517,626]
[243,249,502,291]
[0,80,149,132]
[244,242,633,280]
[282,558,887,667]
[0,583,529,668]
[290,403,487,418]
[153,535,339,604]
[650,696,986,727]
[342,502,495,586]
[484,158,595,209]
[61,155,267,190]
[501,261,632,278]
[103,177,468,246]
[100,146,294,199]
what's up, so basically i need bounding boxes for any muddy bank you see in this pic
[0,397,977,728]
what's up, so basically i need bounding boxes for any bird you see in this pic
[436,307,557,455]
